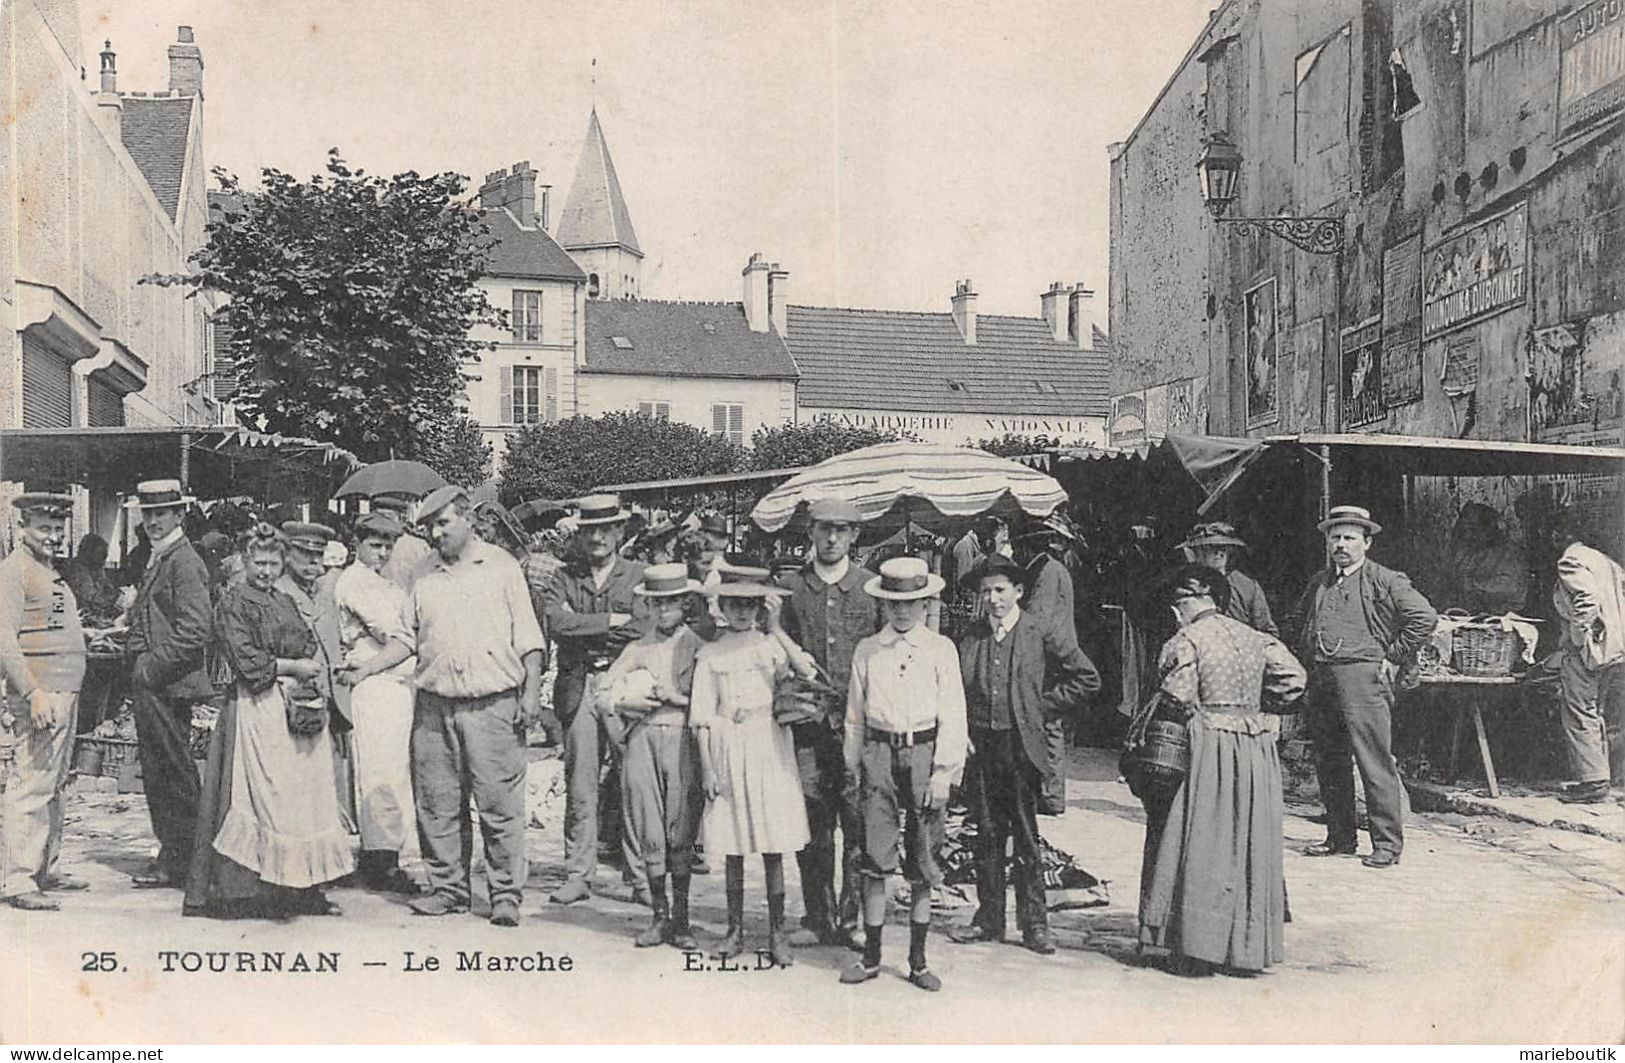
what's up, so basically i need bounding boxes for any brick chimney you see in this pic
[768,264,789,335]
[1039,281,1068,342]
[478,169,506,210]
[742,253,771,333]
[506,161,536,228]
[168,26,203,98]
[951,279,978,345]
[1068,281,1095,349]
[95,41,122,136]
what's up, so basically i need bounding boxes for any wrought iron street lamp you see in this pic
[1196,133,1345,255]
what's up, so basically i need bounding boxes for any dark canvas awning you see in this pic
[0,425,359,502]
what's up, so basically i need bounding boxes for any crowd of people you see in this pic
[0,475,1621,990]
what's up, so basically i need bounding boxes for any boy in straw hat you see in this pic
[603,562,707,948]
[840,557,966,991]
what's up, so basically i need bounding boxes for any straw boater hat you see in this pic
[701,564,785,599]
[864,557,946,601]
[574,493,631,526]
[1177,521,1248,552]
[1316,504,1383,535]
[281,521,335,554]
[634,562,702,598]
[128,478,195,510]
[12,492,73,518]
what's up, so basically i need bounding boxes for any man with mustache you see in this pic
[1291,505,1437,869]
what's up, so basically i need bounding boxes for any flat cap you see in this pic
[12,492,73,517]
[416,485,469,527]
[281,521,336,553]
[807,498,864,525]
[354,512,405,541]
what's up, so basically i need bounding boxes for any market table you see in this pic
[1409,673,1520,798]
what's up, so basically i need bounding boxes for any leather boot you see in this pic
[714,886,746,959]
[767,891,793,967]
[669,875,697,950]
[635,876,670,948]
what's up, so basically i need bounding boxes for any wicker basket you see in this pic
[1451,625,1519,677]
[75,735,140,778]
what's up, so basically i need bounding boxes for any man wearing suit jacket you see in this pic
[1292,505,1438,869]
[125,480,214,889]
[949,555,1100,954]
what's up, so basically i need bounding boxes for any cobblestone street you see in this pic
[3,747,1620,1043]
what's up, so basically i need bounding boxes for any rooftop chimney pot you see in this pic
[743,253,771,332]
[951,279,978,345]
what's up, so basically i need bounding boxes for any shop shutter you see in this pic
[21,338,74,428]
[87,380,125,426]
[499,365,514,423]
[544,368,559,421]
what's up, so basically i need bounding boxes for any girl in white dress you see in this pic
[690,566,814,965]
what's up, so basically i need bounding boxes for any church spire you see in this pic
[557,108,642,259]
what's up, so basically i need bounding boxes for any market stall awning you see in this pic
[1272,433,1625,477]
[1015,435,1268,511]
[0,425,359,502]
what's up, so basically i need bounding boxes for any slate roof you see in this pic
[784,306,1110,417]
[556,110,642,256]
[120,95,196,220]
[581,301,798,380]
[479,208,587,283]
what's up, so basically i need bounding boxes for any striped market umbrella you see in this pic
[749,441,1068,534]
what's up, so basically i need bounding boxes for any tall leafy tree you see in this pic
[499,411,742,504]
[157,151,504,462]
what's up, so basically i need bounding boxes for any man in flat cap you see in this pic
[778,496,881,948]
[0,493,88,909]
[1291,505,1437,869]
[345,486,546,926]
[542,493,650,905]
[125,479,213,889]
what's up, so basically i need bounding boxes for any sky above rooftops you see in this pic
[85,0,1212,323]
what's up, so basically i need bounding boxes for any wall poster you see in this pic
[1340,317,1385,428]
[1530,312,1625,445]
[1423,202,1528,339]
[1381,234,1424,406]
[1559,0,1625,140]
[1243,276,1280,428]
[1291,317,1324,429]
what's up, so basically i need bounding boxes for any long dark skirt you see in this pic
[1138,716,1286,971]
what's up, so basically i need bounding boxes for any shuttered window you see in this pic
[711,402,743,445]
[499,365,549,424]
[512,290,543,343]
[21,338,73,428]
[638,401,671,420]
[87,380,125,426]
